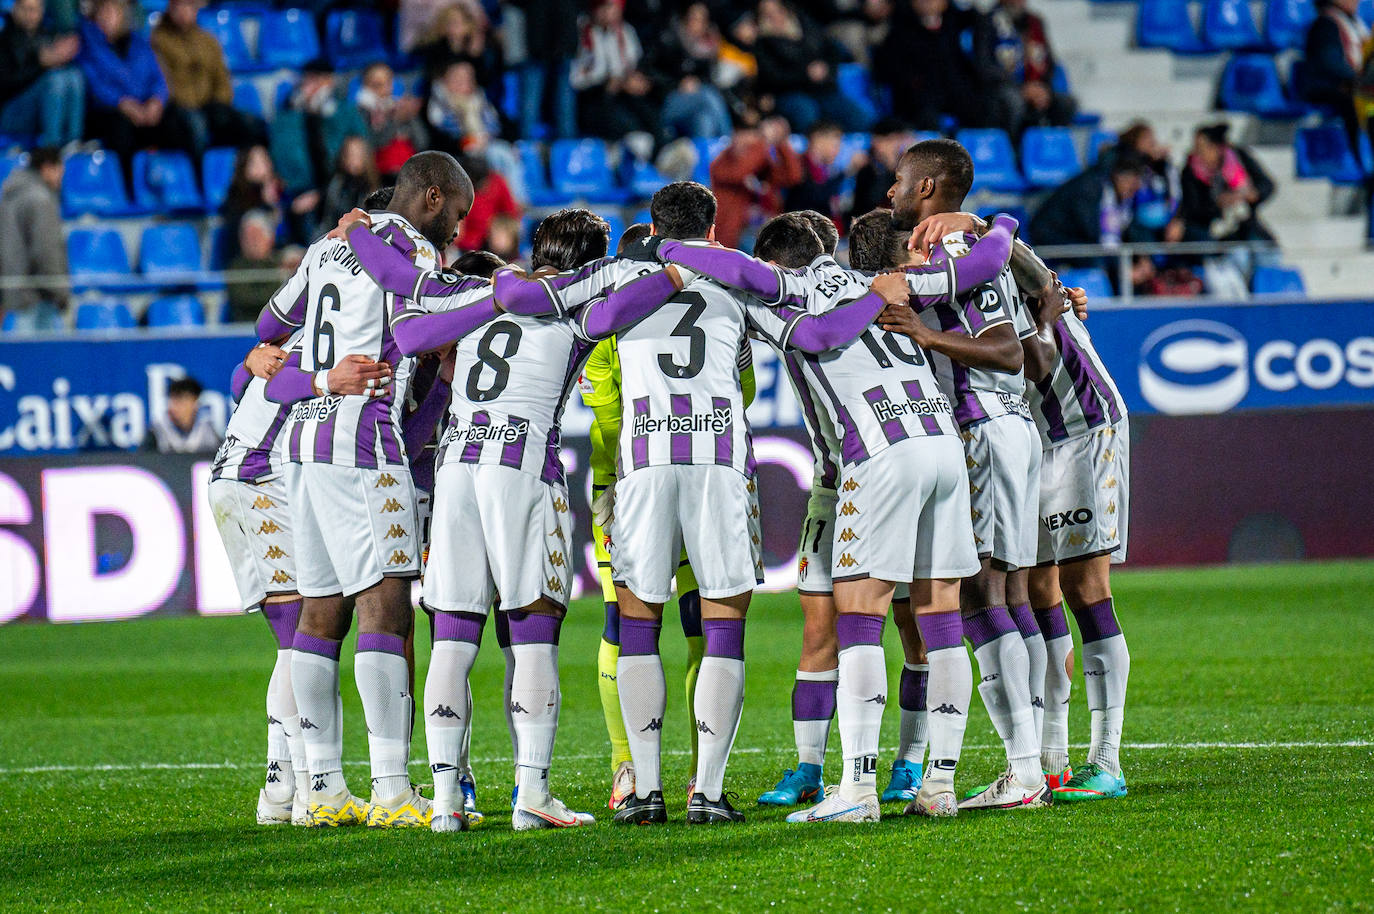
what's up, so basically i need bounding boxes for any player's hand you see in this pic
[438,347,456,384]
[1066,286,1089,321]
[592,482,616,530]
[328,208,373,241]
[908,211,987,254]
[869,271,910,306]
[244,343,285,379]
[1032,278,1072,327]
[877,303,931,344]
[666,263,698,290]
[326,354,393,397]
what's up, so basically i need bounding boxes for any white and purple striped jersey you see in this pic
[213,334,303,483]
[269,214,440,469]
[1024,304,1128,447]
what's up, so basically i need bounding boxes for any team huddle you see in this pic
[209,138,1132,831]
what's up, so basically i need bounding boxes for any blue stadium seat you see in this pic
[325,9,388,71]
[202,147,238,210]
[1265,0,1315,48]
[74,299,136,330]
[836,133,870,174]
[632,207,652,226]
[955,128,1026,192]
[0,150,27,188]
[1021,127,1082,188]
[197,8,258,73]
[1295,125,1365,183]
[146,294,206,327]
[1362,0,1373,25]
[975,205,1032,241]
[602,212,627,248]
[139,224,203,277]
[1087,128,1119,164]
[132,150,204,212]
[1202,0,1265,49]
[61,151,133,217]
[550,138,625,202]
[515,140,559,206]
[1251,265,1306,294]
[231,79,264,118]
[692,135,731,185]
[622,153,669,200]
[258,8,321,70]
[1137,0,1212,52]
[501,70,521,122]
[1057,267,1114,300]
[835,62,881,124]
[68,229,132,288]
[1218,55,1304,117]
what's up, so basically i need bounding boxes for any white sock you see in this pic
[896,663,929,767]
[510,642,560,806]
[1041,633,1073,773]
[617,651,666,797]
[836,643,885,801]
[1082,634,1130,776]
[974,633,1040,785]
[1022,630,1047,745]
[263,648,296,803]
[425,638,478,813]
[355,634,412,801]
[792,669,837,768]
[693,656,746,801]
[923,641,972,788]
[502,645,518,768]
[290,640,345,798]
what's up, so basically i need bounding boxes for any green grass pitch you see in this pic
[2,560,1372,912]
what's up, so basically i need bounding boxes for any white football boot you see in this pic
[365,786,433,828]
[905,781,959,818]
[958,770,1052,811]
[785,786,880,824]
[513,794,596,830]
[255,789,293,825]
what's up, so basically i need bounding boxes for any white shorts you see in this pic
[797,487,838,595]
[1036,417,1130,566]
[285,462,420,598]
[610,464,756,603]
[208,475,296,610]
[964,414,1042,570]
[832,437,980,584]
[422,463,571,614]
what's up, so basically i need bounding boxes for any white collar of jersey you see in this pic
[810,254,839,270]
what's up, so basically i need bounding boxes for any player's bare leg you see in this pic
[886,596,927,802]
[1029,565,1074,783]
[1056,555,1130,799]
[760,593,837,806]
[292,594,367,825]
[688,590,751,823]
[257,593,307,825]
[903,578,971,818]
[424,608,483,832]
[613,586,670,824]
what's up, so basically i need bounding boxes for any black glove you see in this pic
[618,234,666,263]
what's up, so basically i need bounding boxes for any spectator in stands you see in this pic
[848,116,914,222]
[786,120,864,225]
[648,3,734,140]
[1030,150,1149,282]
[753,0,871,133]
[988,0,1076,136]
[357,61,429,180]
[486,212,522,263]
[452,153,519,253]
[713,12,761,114]
[874,0,1005,130]
[0,0,84,150]
[319,135,380,229]
[151,0,266,166]
[709,114,803,248]
[1179,123,1275,244]
[279,58,366,193]
[225,210,282,324]
[513,0,578,139]
[427,60,501,155]
[1115,121,1183,243]
[145,376,219,454]
[221,144,318,262]
[418,2,504,102]
[569,0,660,142]
[78,0,195,182]
[0,147,68,332]
[1301,0,1370,161]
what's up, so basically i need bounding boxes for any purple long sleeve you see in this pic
[657,241,782,301]
[391,298,503,356]
[229,363,252,401]
[581,268,679,338]
[256,305,298,344]
[264,351,318,406]
[784,291,886,353]
[403,376,451,460]
[491,268,564,317]
[906,214,1018,308]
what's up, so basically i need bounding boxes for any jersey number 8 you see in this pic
[466,320,523,402]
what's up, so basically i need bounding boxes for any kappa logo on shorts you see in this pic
[270,570,293,584]
[1066,533,1088,547]
[841,478,859,492]
[386,550,412,566]
[1107,502,1117,515]
[1101,450,1115,463]
[252,495,276,510]
[1042,508,1094,530]
[1104,476,1118,489]
[970,508,983,521]
[257,520,281,535]
[746,478,757,494]
[546,575,564,594]
[969,482,982,495]
[375,473,400,488]
[750,504,760,519]
[549,551,566,568]
[836,553,857,568]
[263,545,286,560]
[551,526,566,543]
[838,528,860,543]
[966,454,978,470]
[380,498,406,513]
[751,534,760,545]
[385,524,407,539]
[839,502,860,517]
[552,496,568,513]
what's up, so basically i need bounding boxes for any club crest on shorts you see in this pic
[798,556,809,579]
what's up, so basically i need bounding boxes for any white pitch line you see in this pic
[1,740,1369,776]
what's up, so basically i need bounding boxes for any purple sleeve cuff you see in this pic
[493,268,560,316]
[784,291,884,353]
[658,241,781,301]
[950,215,1016,293]
[348,222,422,300]
[229,363,252,401]
[582,268,678,338]
[255,307,296,343]
[392,298,502,356]
[264,351,316,406]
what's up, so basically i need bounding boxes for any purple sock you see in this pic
[262,599,301,650]
[792,678,836,721]
[619,616,661,656]
[916,611,963,652]
[292,631,341,660]
[433,610,485,644]
[357,632,405,654]
[961,605,1017,649]
[899,664,928,713]
[1034,605,1070,640]
[702,617,745,659]
[1009,603,1040,639]
[506,610,562,645]
[835,612,886,648]
[1071,598,1122,643]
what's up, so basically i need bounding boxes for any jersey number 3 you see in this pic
[658,292,707,380]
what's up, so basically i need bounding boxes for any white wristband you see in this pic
[314,370,331,396]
